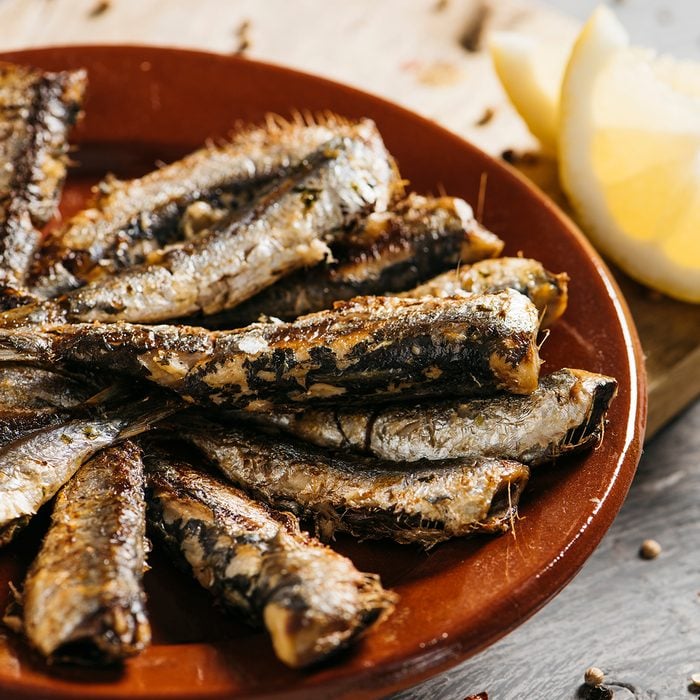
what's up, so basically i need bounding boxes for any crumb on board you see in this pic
[639,538,662,560]
[88,0,112,18]
[460,1,491,52]
[433,0,449,12]
[233,19,252,55]
[416,61,465,87]
[690,673,700,687]
[474,107,495,126]
[463,694,488,700]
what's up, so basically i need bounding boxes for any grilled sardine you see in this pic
[257,368,617,464]
[29,116,395,297]
[0,292,541,408]
[11,441,150,664]
[0,62,86,289]
[203,193,504,327]
[20,135,394,324]
[145,450,395,668]
[404,257,569,327]
[176,419,530,546]
[0,395,175,546]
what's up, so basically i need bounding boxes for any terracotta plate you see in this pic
[0,46,646,700]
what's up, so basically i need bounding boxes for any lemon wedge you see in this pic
[559,6,700,302]
[489,31,574,154]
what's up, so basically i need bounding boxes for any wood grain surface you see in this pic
[0,1,698,698]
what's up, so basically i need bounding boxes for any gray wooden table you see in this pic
[0,1,698,697]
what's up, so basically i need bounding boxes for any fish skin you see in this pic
[145,450,395,668]
[13,441,150,664]
[0,62,86,289]
[404,257,569,328]
[0,362,100,410]
[201,193,504,328]
[0,395,176,547]
[29,116,396,297]
[21,135,395,324]
[255,368,618,464]
[0,292,541,408]
[175,418,530,547]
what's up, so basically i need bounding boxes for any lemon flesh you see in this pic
[489,31,573,154]
[559,7,700,303]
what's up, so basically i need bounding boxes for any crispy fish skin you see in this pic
[145,452,395,668]
[16,441,150,664]
[29,117,395,297]
[203,194,504,327]
[0,63,86,288]
[259,368,617,464]
[29,135,394,324]
[405,257,569,327]
[0,396,175,547]
[0,292,541,408]
[177,419,530,546]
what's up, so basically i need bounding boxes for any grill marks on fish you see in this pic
[257,369,618,464]
[0,293,541,408]
[145,451,395,668]
[28,116,395,297]
[0,395,176,547]
[0,63,86,289]
[175,418,530,546]
[404,257,569,328]
[9,441,150,664]
[203,194,504,328]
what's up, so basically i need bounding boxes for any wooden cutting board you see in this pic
[0,0,697,437]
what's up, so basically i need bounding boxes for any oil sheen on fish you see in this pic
[25,135,394,324]
[404,257,569,327]
[258,368,617,464]
[15,441,150,664]
[29,116,395,297]
[0,292,541,408]
[0,62,86,289]
[0,395,175,547]
[176,418,530,546]
[202,193,504,327]
[145,450,395,668]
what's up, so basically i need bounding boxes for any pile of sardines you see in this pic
[0,61,617,670]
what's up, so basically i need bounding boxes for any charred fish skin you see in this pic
[0,292,541,408]
[259,368,618,465]
[29,116,396,297]
[0,395,176,547]
[16,441,150,664]
[202,193,504,328]
[0,63,86,288]
[405,257,569,328]
[175,418,530,547]
[145,451,395,668]
[34,134,394,324]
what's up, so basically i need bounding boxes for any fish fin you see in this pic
[118,396,184,440]
[2,581,24,633]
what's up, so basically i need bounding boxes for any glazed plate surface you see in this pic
[0,46,647,700]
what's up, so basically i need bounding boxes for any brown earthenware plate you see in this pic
[0,46,646,700]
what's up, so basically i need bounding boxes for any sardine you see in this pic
[0,292,542,408]
[0,395,175,546]
[8,441,150,664]
[0,62,86,288]
[21,135,395,324]
[145,450,395,668]
[256,368,617,464]
[404,257,569,327]
[176,418,530,546]
[29,116,396,297]
[202,193,504,328]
